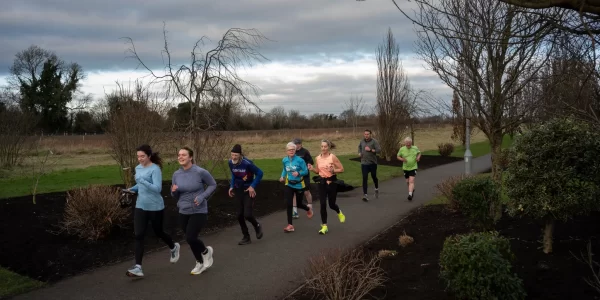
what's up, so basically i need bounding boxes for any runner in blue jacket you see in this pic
[228,144,264,245]
[279,142,314,232]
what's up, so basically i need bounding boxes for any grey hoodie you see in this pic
[358,138,381,165]
[171,165,217,214]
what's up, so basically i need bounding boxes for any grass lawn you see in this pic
[421,135,514,158]
[0,267,45,298]
[0,155,405,199]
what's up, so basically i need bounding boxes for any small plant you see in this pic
[399,231,414,247]
[452,175,501,230]
[304,248,386,300]
[435,174,468,210]
[378,249,398,258]
[439,231,526,300]
[437,142,455,157]
[59,185,129,241]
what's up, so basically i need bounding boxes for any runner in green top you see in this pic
[396,137,421,201]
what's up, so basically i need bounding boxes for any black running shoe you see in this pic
[238,235,251,245]
[255,224,263,240]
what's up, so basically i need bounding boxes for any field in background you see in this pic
[5,125,487,178]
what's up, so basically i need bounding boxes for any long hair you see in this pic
[136,144,163,169]
[181,146,195,164]
[321,139,337,150]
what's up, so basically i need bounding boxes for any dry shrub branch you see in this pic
[304,248,386,300]
[59,185,129,241]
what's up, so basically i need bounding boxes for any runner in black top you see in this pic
[292,138,314,218]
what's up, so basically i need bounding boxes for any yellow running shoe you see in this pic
[338,211,346,223]
[318,224,328,235]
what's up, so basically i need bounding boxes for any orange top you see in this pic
[314,153,344,178]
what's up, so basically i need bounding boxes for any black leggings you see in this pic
[319,181,340,224]
[361,164,379,194]
[179,213,207,262]
[134,208,175,265]
[236,188,259,236]
[284,185,309,225]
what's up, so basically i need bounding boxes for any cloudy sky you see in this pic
[0,0,450,115]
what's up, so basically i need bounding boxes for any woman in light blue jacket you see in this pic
[279,142,314,232]
[126,144,180,278]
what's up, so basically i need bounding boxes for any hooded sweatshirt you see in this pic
[358,138,381,165]
[281,155,309,190]
[171,165,217,214]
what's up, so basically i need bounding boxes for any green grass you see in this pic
[422,135,514,158]
[0,267,45,298]
[0,155,405,199]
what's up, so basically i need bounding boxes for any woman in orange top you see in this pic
[308,139,346,235]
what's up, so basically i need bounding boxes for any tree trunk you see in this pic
[490,132,503,221]
[543,218,554,254]
[410,123,415,145]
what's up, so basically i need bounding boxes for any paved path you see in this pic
[15,155,491,300]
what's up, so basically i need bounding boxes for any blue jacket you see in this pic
[280,155,309,190]
[229,157,263,189]
[129,163,164,211]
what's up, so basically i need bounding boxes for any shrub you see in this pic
[505,116,600,254]
[452,175,500,230]
[435,174,468,210]
[439,231,526,300]
[437,142,455,157]
[399,231,414,247]
[497,148,511,171]
[60,185,130,241]
[304,248,386,300]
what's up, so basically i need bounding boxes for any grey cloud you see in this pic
[0,0,420,73]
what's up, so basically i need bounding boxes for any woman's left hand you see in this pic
[194,197,200,206]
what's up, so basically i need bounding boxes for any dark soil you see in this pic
[348,154,463,168]
[290,205,600,300]
[0,180,317,283]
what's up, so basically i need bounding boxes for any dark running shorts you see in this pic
[403,169,417,179]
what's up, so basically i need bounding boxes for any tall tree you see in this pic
[393,0,554,185]
[376,27,415,161]
[9,45,85,133]
[123,25,269,173]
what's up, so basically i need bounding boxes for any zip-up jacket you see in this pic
[229,157,264,189]
[280,155,309,190]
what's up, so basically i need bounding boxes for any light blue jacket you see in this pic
[281,155,308,190]
[130,163,164,211]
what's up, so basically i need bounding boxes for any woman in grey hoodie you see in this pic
[171,147,217,275]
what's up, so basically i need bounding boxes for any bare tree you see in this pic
[343,94,366,135]
[104,80,169,184]
[393,0,554,185]
[122,25,270,167]
[376,27,415,161]
[0,87,34,169]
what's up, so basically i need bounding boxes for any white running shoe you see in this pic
[126,265,144,277]
[170,243,180,263]
[191,261,204,275]
[198,246,214,274]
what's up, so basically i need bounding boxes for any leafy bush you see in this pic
[505,116,600,254]
[60,185,130,241]
[439,231,526,300]
[435,174,468,210]
[437,142,455,157]
[452,175,500,229]
[304,248,386,300]
[497,148,511,171]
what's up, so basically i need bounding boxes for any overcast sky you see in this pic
[0,0,451,115]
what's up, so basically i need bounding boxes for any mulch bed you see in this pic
[290,205,600,300]
[348,154,463,168]
[0,180,317,283]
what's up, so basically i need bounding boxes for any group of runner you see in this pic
[124,129,421,278]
